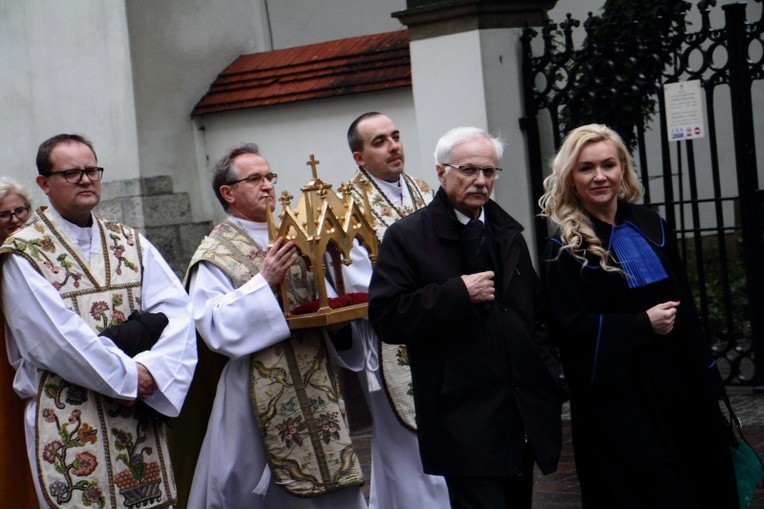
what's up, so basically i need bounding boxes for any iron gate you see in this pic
[520,1,764,387]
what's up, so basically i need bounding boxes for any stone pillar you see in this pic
[394,0,555,261]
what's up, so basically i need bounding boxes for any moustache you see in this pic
[466,186,488,195]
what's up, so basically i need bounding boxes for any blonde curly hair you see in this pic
[538,124,643,271]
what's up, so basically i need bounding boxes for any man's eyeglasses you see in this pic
[45,167,105,183]
[226,173,278,186]
[0,206,29,223]
[443,164,502,180]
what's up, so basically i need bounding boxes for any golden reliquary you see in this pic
[266,154,378,328]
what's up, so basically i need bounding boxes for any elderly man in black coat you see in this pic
[368,126,568,509]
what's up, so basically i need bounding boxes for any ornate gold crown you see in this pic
[266,155,378,328]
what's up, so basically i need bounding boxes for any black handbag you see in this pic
[98,310,168,356]
[722,390,764,509]
[98,310,170,424]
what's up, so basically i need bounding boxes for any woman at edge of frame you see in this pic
[0,177,39,507]
[538,123,738,508]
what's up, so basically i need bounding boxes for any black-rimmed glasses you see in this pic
[0,206,29,223]
[443,163,502,180]
[45,167,104,183]
[226,172,278,186]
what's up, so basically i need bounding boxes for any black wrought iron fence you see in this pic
[520,1,763,387]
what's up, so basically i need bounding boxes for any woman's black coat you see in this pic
[541,202,737,508]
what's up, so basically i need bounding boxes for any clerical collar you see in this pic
[46,206,97,261]
[454,208,486,226]
[367,172,404,206]
[228,215,269,246]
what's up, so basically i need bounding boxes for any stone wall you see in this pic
[95,176,212,278]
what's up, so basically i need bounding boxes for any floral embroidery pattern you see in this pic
[41,378,168,508]
[359,174,418,220]
[196,220,363,496]
[308,395,327,413]
[40,380,170,508]
[11,233,56,262]
[350,171,430,432]
[38,398,105,508]
[316,412,341,444]
[90,302,109,323]
[278,397,296,414]
[12,235,85,290]
[104,221,136,246]
[250,335,361,495]
[45,378,89,409]
[111,420,163,507]
[91,293,128,332]
[109,233,137,275]
[395,346,415,396]
[21,216,173,508]
[276,416,305,448]
[349,171,431,246]
[51,253,83,290]
[396,345,410,366]
[71,451,98,476]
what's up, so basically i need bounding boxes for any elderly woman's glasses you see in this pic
[0,206,29,223]
[443,164,502,180]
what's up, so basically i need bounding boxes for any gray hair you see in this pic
[211,143,261,210]
[0,177,33,210]
[433,127,504,166]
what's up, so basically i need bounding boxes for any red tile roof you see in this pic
[192,30,411,116]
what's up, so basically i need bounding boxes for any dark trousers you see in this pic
[444,473,533,509]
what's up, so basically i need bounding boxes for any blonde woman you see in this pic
[0,177,37,507]
[539,124,737,508]
[0,177,33,241]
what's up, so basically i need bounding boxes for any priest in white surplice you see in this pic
[0,134,197,508]
[339,112,450,509]
[185,144,366,509]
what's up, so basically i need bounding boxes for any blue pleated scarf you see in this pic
[608,223,668,288]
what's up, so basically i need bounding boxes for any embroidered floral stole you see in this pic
[349,170,433,432]
[349,169,432,241]
[0,208,176,509]
[187,220,363,497]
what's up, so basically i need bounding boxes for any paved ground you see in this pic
[348,386,764,508]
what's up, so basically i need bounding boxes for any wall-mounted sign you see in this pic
[664,80,706,141]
